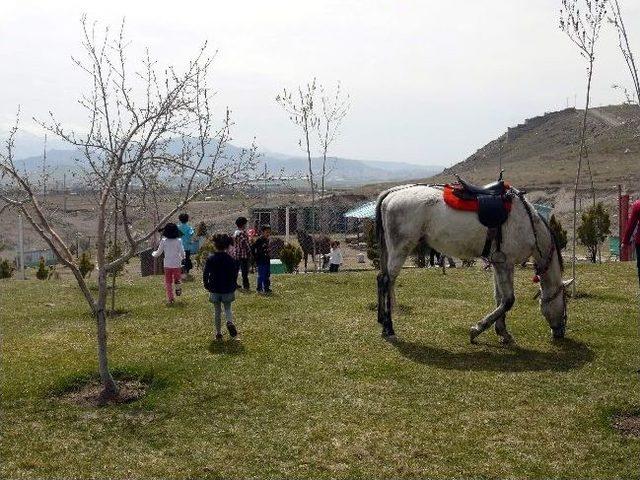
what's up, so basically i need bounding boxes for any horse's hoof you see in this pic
[469,326,481,344]
[383,334,397,342]
[499,334,514,345]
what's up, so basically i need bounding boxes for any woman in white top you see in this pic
[152,223,185,304]
[329,241,343,273]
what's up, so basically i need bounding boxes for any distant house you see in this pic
[249,194,368,235]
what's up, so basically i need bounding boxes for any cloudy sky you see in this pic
[1,0,638,166]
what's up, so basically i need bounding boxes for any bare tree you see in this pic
[560,0,607,296]
[276,80,320,265]
[609,0,640,104]
[0,17,258,398]
[317,82,349,231]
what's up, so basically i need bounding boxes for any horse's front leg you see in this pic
[470,265,515,344]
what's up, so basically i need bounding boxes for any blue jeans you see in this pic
[257,262,271,292]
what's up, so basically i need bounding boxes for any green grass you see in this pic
[1,263,639,478]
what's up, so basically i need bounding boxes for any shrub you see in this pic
[364,220,380,269]
[412,238,430,268]
[36,257,48,280]
[195,237,215,269]
[577,202,611,263]
[0,259,14,279]
[195,221,208,237]
[280,243,302,273]
[269,238,285,259]
[549,214,568,251]
[78,251,95,278]
[106,242,126,275]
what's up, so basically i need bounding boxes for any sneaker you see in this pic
[227,322,238,338]
[215,333,223,341]
[265,289,273,295]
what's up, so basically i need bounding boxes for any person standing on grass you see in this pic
[203,234,238,341]
[233,216,252,291]
[178,213,196,279]
[329,241,343,272]
[252,225,272,294]
[622,198,640,285]
[152,223,185,305]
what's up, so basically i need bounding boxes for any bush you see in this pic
[364,220,380,269]
[269,238,285,259]
[195,221,208,237]
[195,237,215,269]
[106,242,126,275]
[549,214,568,251]
[0,259,14,279]
[36,257,48,280]
[577,202,611,263]
[412,238,430,268]
[78,251,95,278]
[280,243,302,273]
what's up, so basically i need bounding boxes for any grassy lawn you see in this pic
[1,263,639,478]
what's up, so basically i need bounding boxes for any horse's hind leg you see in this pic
[493,268,515,344]
[470,264,515,344]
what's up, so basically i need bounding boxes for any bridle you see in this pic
[517,192,567,313]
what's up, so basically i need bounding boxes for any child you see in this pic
[203,234,238,340]
[178,213,195,278]
[252,225,272,294]
[152,223,185,304]
[233,216,252,290]
[329,241,343,272]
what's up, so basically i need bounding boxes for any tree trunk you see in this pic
[96,269,117,396]
[571,57,595,297]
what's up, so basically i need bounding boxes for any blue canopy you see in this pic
[344,201,377,219]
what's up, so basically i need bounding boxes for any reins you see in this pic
[516,191,566,307]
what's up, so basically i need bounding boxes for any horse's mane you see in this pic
[539,212,564,272]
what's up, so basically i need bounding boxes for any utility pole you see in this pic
[263,163,268,199]
[63,173,67,214]
[285,206,290,244]
[18,214,25,280]
[42,134,47,198]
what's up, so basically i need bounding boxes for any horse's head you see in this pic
[541,279,571,339]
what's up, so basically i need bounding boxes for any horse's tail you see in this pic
[376,189,393,328]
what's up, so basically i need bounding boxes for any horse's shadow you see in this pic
[391,337,594,372]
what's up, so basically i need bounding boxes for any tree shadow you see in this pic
[208,340,246,355]
[391,337,595,372]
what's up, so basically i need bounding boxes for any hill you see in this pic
[8,139,443,187]
[428,104,640,191]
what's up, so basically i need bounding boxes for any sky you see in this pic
[1,0,638,166]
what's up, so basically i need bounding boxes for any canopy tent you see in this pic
[344,200,553,221]
[344,201,376,220]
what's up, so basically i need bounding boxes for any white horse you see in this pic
[376,183,568,344]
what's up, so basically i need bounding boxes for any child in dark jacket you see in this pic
[203,234,239,340]
[252,225,272,294]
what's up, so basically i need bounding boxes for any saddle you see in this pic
[443,171,513,258]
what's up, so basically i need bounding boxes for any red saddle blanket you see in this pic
[443,184,512,212]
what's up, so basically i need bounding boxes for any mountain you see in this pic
[424,104,640,191]
[10,140,443,186]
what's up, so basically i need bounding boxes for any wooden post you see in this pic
[18,214,25,280]
[285,206,290,244]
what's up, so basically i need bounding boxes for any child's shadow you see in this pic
[208,339,246,355]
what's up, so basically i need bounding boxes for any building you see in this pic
[249,194,368,235]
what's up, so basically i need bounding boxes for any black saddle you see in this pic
[454,170,505,197]
[453,171,511,229]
